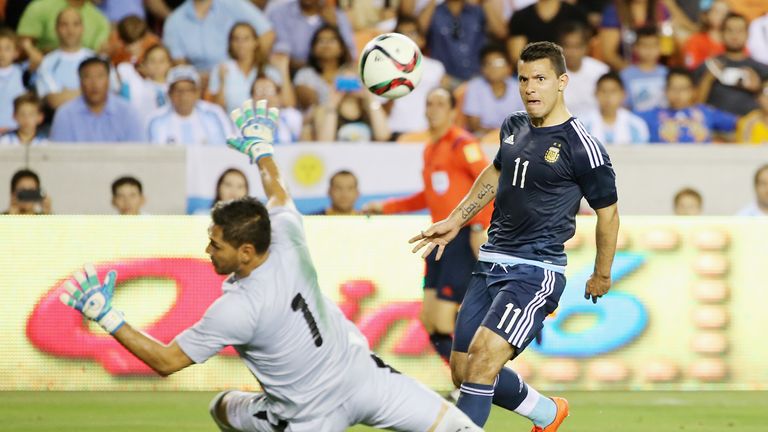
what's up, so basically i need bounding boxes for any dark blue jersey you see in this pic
[481,112,618,267]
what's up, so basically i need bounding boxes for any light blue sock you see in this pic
[511,383,556,427]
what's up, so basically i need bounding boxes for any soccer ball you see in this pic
[359,33,423,99]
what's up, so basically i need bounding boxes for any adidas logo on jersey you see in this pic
[503,135,515,145]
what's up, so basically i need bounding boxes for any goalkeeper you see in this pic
[60,99,482,432]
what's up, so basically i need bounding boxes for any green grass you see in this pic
[1,391,764,431]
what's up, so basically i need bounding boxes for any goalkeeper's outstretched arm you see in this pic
[256,155,291,209]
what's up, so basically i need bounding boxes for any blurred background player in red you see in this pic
[364,87,492,367]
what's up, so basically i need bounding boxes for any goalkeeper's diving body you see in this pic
[60,99,482,432]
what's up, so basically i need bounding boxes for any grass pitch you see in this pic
[1,391,764,431]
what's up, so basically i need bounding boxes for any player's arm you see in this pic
[59,265,193,377]
[585,203,619,303]
[228,99,291,209]
[410,163,500,259]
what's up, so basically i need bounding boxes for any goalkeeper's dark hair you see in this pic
[519,41,566,77]
[211,197,271,254]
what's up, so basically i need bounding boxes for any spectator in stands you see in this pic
[294,25,352,110]
[267,0,356,71]
[620,26,668,112]
[697,13,768,117]
[313,81,391,142]
[462,44,523,136]
[163,0,274,73]
[559,21,608,119]
[673,187,703,215]
[340,0,397,31]
[0,93,46,146]
[116,44,172,122]
[386,16,446,138]
[581,72,650,145]
[107,14,161,66]
[50,57,145,143]
[111,175,146,215]
[96,0,146,23]
[4,168,52,215]
[738,164,768,216]
[736,79,768,144]
[0,28,25,131]
[747,11,768,66]
[209,22,283,113]
[36,8,95,109]
[213,168,249,206]
[638,68,737,143]
[16,0,110,70]
[147,65,235,145]
[251,76,304,144]
[314,170,360,215]
[421,0,492,83]
[683,0,728,69]
[506,0,588,66]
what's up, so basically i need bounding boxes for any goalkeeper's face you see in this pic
[206,225,241,275]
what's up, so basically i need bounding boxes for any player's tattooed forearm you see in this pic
[477,183,494,200]
[461,202,479,220]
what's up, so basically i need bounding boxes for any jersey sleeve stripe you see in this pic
[508,269,555,347]
[570,121,598,168]
[574,120,605,165]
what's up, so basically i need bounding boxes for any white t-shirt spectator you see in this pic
[387,56,445,134]
[579,107,650,145]
[146,100,236,146]
[116,62,168,124]
[565,56,609,119]
[462,76,524,130]
[747,13,768,66]
[36,48,94,98]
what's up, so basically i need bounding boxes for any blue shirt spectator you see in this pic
[638,105,737,143]
[163,0,273,72]
[267,0,355,67]
[425,1,487,81]
[0,64,26,130]
[50,95,145,142]
[97,0,145,22]
[620,64,668,112]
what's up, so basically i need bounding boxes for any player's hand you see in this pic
[59,264,125,334]
[584,273,611,304]
[409,218,462,260]
[227,99,278,163]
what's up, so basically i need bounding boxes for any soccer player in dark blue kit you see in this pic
[410,42,620,431]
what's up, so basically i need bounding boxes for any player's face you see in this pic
[56,9,83,48]
[756,169,768,208]
[329,174,359,212]
[722,17,747,52]
[674,194,702,216]
[80,64,110,107]
[112,184,145,215]
[517,58,564,120]
[666,75,694,110]
[425,89,453,130]
[206,225,240,275]
[169,81,200,117]
[595,79,625,114]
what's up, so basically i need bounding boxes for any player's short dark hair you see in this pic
[755,164,768,186]
[211,197,271,254]
[722,12,747,30]
[329,170,358,188]
[78,56,110,77]
[10,168,40,193]
[666,67,693,87]
[479,43,508,65]
[557,20,590,45]
[13,92,42,113]
[519,41,566,76]
[674,187,702,206]
[111,176,143,196]
[596,71,624,90]
[635,25,659,41]
[427,87,456,108]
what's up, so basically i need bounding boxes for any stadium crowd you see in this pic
[1,0,767,215]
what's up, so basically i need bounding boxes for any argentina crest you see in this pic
[545,142,561,163]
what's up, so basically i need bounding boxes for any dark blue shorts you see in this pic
[454,261,566,353]
[424,226,475,303]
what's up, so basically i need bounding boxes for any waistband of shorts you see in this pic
[478,250,566,274]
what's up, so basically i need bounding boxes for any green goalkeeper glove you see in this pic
[227,99,280,163]
[59,264,125,334]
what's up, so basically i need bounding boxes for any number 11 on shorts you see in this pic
[497,303,522,334]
